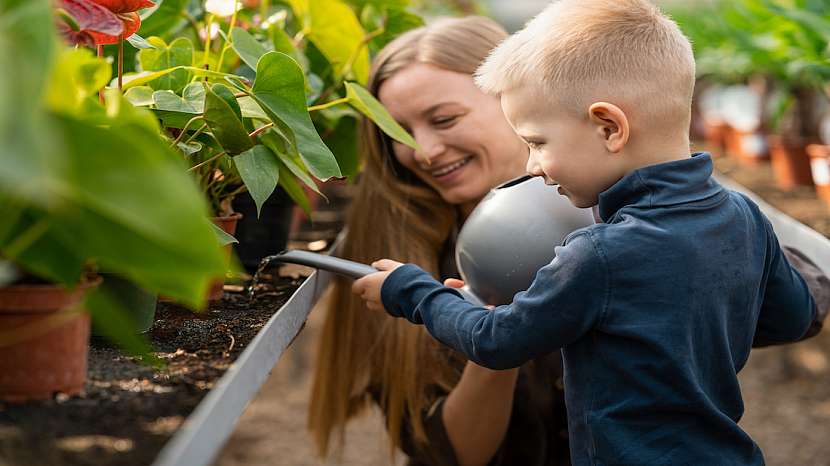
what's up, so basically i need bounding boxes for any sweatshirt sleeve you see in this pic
[754,228,818,345]
[381,231,608,370]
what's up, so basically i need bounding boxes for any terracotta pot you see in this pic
[807,144,830,204]
[702,120,729,157]
[768,136,814,190]
[725,127,769,165]
[0,277,101,402]
[209,213,242,301]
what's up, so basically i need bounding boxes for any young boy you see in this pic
[353,0,817,464]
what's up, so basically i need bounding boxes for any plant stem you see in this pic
[248,123,274,138]
[184,123,209,145]
[170,116,206,147]
[98,45,105,104]
[118,35,124,91]
[189,151,227,172]
[203,14,215,68]
[340,27,384,80]
[307,97,350,112]
[215,1,240,73]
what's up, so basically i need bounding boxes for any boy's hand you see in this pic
[352,259,404,312]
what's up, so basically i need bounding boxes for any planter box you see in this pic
[0,269,332,466]
[151,269,332,466]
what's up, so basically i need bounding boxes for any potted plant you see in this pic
[120,0,422,284]
[0,0,228,401]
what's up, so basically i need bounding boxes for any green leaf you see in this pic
[211,83,242,120]
[86,286,163,367]
[259,129,322,196]
[327,116,360,178]
[251,52,341,180]
[231,27,268,71]
[289,0,370,83]
[153,90,201,113]
[139,0,189,38]
[234,145,281,217]
[345,82,417,149]
[45,48,112,116]
[211,223,238,245]
[276,158,312,215]
[203,85,254,155]
[269,23,308,69]
[122,66,240,90]
[127,33,156,49]
[238,96,269,120]
[138,36,193,93]
[124,86,155,106]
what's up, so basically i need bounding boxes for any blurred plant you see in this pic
[113,0,422,218]
[1,0,229,363]
[671,0,830,140]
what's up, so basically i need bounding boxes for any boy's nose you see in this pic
[526,155,544,178]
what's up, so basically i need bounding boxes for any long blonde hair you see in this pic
[307,16,509,457]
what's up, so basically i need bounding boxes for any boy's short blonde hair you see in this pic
[476,0,696,128]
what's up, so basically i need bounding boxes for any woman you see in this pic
[308,16,829,466]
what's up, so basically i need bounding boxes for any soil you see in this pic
[0,277,302,466]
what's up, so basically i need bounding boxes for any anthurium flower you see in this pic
[85,0,155,45]
[92,0,155,13]
[205,0,241,18]
[87,12,142,44]
[57,0,124,47]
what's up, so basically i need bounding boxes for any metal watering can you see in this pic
[272,175,594,306]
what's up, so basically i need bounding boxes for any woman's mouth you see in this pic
[430,155,474,181]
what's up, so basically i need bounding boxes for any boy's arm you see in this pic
[381,232,608,370]
[753,246,830,347]
[754,229,819,346]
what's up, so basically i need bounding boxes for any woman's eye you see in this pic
[433,115,458,127]
[527,141,544,150]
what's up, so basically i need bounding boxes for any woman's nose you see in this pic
[413,131,446,165]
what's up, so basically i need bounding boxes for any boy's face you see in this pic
[500,85,625,208]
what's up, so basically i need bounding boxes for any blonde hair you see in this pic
[476,0,696,129]
[308,16,508,458]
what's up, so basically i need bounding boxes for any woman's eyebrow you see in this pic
[422,102,463,117]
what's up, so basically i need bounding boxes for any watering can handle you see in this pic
[273,250,378,279]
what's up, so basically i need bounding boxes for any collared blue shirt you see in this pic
[381,153,816,465]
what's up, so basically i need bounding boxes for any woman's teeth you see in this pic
[432,156,473,177]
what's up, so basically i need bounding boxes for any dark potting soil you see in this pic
[0,275,302,466]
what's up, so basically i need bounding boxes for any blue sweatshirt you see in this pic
[380,153,816,465]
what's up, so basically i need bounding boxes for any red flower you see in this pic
[87,11,142,44]
[91,0,155,14]
[57,0,124,47]
[56,0,155,46]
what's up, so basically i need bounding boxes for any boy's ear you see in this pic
[588,102,629,153]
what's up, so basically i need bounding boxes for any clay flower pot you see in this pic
[725,127,769,165]
[702,119,730,157]
[768,135,814,191]
[807,144,830,205]
[209,212,242,301]
[0,277,101,402]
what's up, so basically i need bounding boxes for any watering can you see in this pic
[272,175,594,306]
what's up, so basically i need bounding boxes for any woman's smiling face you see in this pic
[378,63,529,214]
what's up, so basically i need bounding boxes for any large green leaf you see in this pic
[45,48,112,116]
[48,115,225,307]
[327,116,360,178]
[259,129,321,195]
[86,286,163,367]
[234,145,281,217]
[139,0,189,39]
[251,52,341,180]
[230,27,268,71]
[138,36,193,93]
[289,0,370,83]
[345,82,417,149]
[151,82,206,113]
[203,85,253,155]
